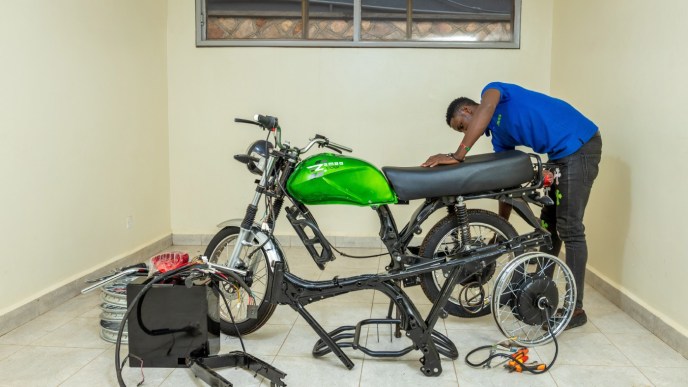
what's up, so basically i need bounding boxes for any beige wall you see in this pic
[167,0,554,238]
[0,1,170,314]
[551,0,688,334]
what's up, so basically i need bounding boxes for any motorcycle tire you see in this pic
[204,226,277,336]
[419,209,518,318]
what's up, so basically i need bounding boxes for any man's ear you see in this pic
[460,105,473,115]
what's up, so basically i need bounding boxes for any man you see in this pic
[422,82,602,329]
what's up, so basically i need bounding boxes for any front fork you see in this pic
[228,228,254,269]
[227,156,278,269]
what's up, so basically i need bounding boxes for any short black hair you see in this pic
[445,97,478,126]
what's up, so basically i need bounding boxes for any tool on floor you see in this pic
[464,305,559,375]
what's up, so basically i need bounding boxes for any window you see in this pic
[196,0,520,48]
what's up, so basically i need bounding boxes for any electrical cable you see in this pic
[213,265,257,300]
[330,245,387,259]
[215,279,247,353]
[117,354,145,387]
[464,303,559,374]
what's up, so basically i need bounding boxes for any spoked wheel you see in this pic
[204,226,276,336]
[419,209,518,318]
[491,252,576,346]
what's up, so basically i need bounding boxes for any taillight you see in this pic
[543,170,554,187]
[149,252,190,273]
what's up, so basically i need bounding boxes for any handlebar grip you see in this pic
[325,145,343,154]
[254,114,278,129]
[235,118,262,126]
[329,142,352,153]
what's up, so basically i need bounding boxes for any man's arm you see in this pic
[453,88,501,161]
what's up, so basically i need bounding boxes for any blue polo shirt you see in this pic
[481,82,598,160]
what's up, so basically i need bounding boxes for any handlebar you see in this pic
[233,115,279,131]
[234,114,352,155]
[299,135,352,154]
[313,134,351,152]
[235,114,285,148]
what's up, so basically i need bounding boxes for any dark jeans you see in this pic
[540,131,602,309]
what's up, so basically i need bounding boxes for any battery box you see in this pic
[126,277,220,368]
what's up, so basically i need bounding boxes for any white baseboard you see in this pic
[0,234,172,336]
[586,268,688,359]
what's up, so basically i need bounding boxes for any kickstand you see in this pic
[187,351,287,387]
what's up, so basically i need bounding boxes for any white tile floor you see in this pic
[1,246,686,387]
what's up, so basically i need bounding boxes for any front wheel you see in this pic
[419,209,518,318]
[204,226,276,336]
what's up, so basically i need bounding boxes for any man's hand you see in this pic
[421,153,460,168]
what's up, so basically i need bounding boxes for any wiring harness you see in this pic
[465,307,559,374]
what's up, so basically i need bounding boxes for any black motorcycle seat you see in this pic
[382,151,534,201]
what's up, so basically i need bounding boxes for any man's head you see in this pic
[445,97,478,133]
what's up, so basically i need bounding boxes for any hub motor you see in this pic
[512,275,559,325]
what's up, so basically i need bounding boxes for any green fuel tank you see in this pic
[286,153,397,206]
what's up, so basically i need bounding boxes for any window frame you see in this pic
[195,0,521,48]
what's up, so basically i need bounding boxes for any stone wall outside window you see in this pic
[207,17,511,42]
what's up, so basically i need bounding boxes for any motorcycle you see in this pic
[204,114,570,339]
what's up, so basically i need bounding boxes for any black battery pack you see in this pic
[126,277,220,368]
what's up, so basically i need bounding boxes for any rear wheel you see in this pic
[204,226,276,335]
[419,209,518,318]
[492,252,576,346]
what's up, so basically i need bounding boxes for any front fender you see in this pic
[216,219,286,271]
[216,218,244,230]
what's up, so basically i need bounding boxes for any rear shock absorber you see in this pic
[456,196,472,249]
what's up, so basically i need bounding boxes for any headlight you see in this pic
[246,140,273,175]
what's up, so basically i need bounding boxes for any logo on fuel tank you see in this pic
[307,161,343,179]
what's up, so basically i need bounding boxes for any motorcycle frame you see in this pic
[223,122,553,375]
[267,213,550,375]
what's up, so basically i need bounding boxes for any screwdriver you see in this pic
[505,348,529,372]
